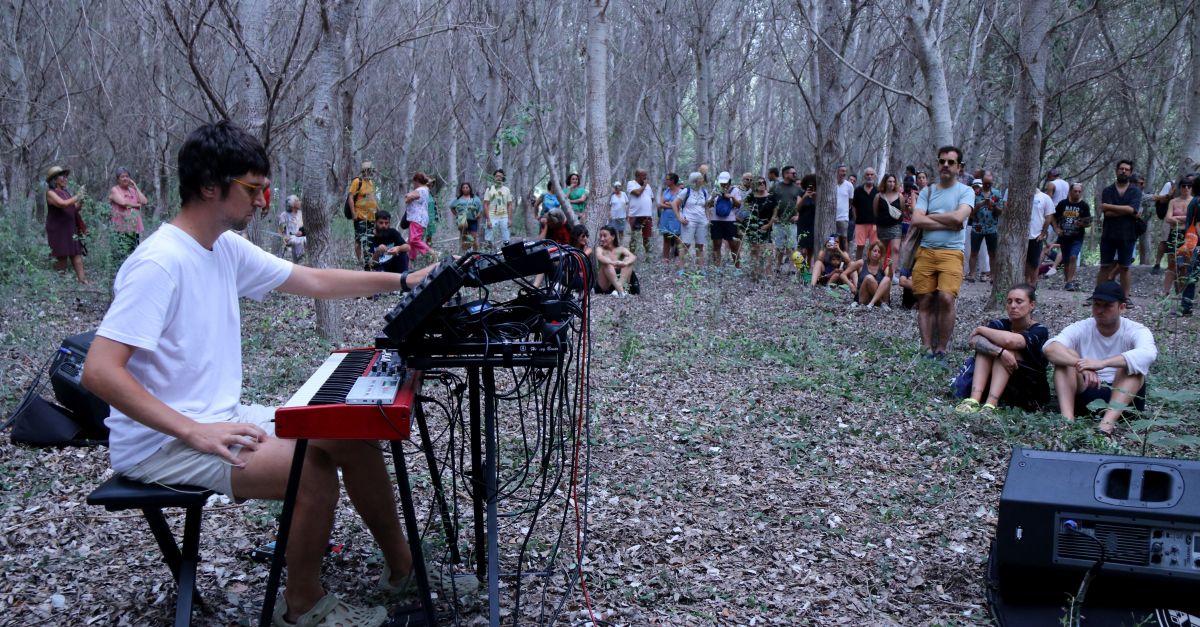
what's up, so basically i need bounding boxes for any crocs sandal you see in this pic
[273,593,387,627]
[980,403,998,413]
[380,564,479,599]
[955,399,980,414]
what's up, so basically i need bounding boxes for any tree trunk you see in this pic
[302,0,356,344]
[990,0,1052,307]
[906,0,954,147]
[1181,5,1200,172]
[584,0,612,237]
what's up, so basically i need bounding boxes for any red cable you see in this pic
[569,251,599,624]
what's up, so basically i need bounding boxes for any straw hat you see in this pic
[46,165,70,183]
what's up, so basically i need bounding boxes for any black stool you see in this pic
[87,476,213,627]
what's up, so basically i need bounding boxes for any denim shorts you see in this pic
[1058,236,1083,260]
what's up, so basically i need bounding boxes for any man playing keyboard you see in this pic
[82,121,434,627]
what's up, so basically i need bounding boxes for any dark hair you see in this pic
[459,182,474,197]
[799,173,817,190]
[1116,159,1134,171]
[905,165,916,175]
[494,168,505,177]
[879,173,898,193]
[376,210,392,221]
[296,226,306,236]
[666,172,679,185]
[570,224,589,246]
[781,165,796,177]
[177,121,270,205]
[768,167,779,177]
[600,224,620,246]
[567,172,580,185]
[937,145,963,164]
[1192,177,1200,196]
[1008,283,1037,303]
[412,171,430,186]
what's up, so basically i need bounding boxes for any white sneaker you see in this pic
[849,302,860,309]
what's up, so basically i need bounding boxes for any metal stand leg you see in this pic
[259,439,308,627]
[483,367,500,627]
[390,440,437,626]
[415,402,460,564]
[468,366,485,582]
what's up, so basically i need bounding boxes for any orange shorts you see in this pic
[911,247,964,296]
[854,224,878,247]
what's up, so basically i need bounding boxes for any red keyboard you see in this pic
[274,349,419,440]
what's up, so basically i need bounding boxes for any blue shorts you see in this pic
[1058,236,1083,260]
[1099,238,1135,268]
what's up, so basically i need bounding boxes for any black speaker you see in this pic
[49,330,109,440]
[995,447,1200,612]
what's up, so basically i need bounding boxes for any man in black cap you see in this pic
[1044,281,1157,435]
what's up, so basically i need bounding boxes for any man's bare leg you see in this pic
[934,291,957,353]
[916,292,936,352]
[1099,371,1144,433]
[234,438,410,619]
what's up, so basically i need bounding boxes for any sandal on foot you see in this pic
[379,564,416,597]
[273,594,387,627]
[980,403,998,413]
[955,399,981,414]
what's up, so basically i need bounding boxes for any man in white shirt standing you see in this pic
[1044,281,1157,435]
[626,168,655,256]
[82,122,440,625]
[1026,186,1057,285]
[1046,167,1069,206]
[834,164,854,252]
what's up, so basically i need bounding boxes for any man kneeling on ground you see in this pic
[1044,281,1157,435]
[82,121,439,626]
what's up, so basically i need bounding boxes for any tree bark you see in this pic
[1181,5,1200,173]
[584,0,612,237]
[990,0,1052,307]
[906,0,955,147]
[302,0,356,344]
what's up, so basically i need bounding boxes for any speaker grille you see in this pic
[1057,522,1150,566]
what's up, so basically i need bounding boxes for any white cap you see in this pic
[717,171,732,185]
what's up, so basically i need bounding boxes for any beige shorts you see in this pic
[121,404,276,497]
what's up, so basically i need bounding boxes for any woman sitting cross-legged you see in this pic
[845,240,893,308]
[956,283,1051,412]
[595,225,638,296]
[810,235,853,291]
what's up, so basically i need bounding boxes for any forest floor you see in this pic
[1,229,1198,626]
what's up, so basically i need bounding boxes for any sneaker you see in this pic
[849,302,860,309]
[881,303,892,311]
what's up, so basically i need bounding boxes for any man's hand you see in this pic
[181,422,267,467]
[680,216,689,226]
[1076,358,1106,372]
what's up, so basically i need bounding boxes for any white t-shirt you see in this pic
[835,180,854,221]
[1046,317,1157,383]
[1029,190,1056,239]
[677,186,710,223]
[626,181,655,217]
[97,224,293,471]
[730,186,748,204]
[609,192,629,220]
[1050,178,1069,206]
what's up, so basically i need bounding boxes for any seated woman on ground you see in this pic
[595,225,637,296]
[539,209,572,245]
[956,283,1051,413]
[845,240,892,308]
[810,235,853,291]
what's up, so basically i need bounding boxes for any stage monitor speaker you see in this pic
[49,330,110,440]
[995,447,1200,612]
